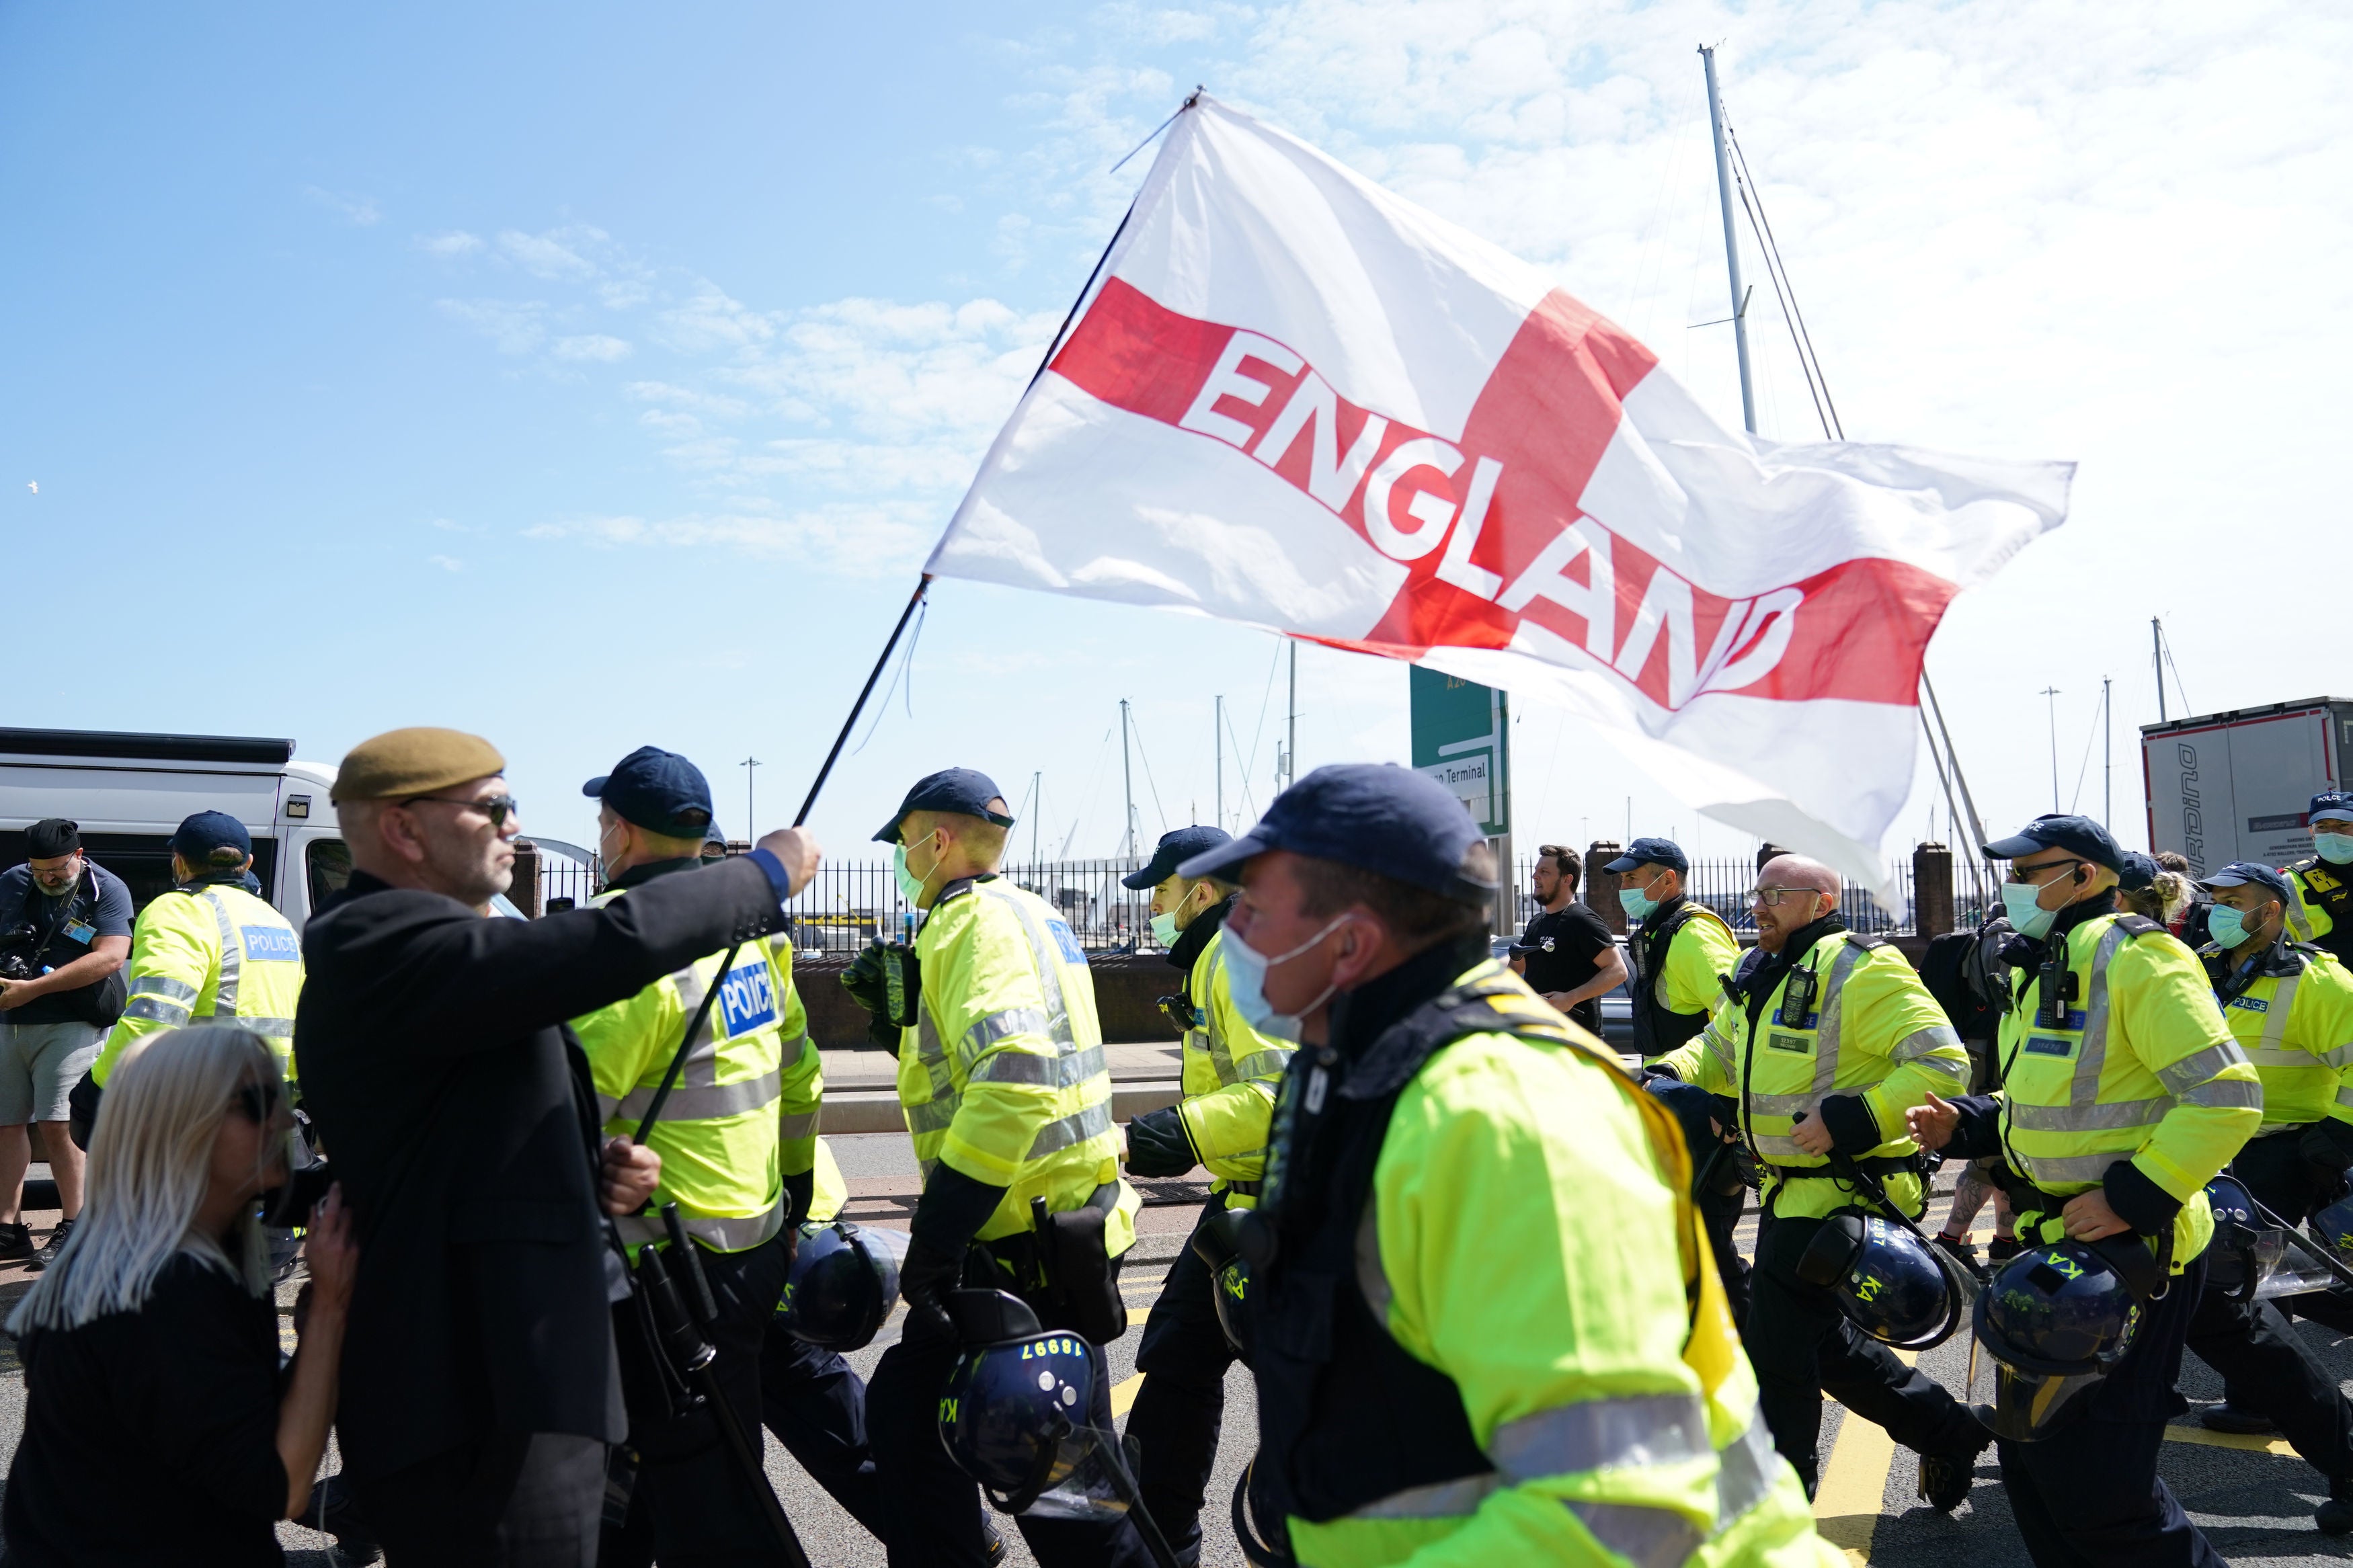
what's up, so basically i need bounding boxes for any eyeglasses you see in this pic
[1748,886,1818,907]
[401,793,519,828]
[2005,857,2083,884]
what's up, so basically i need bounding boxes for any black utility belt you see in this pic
[1219,1180,1264,1197]
[1763,1155,1925,1183]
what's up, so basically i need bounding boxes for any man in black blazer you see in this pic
[295,728,821,1567]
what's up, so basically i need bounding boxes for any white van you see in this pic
[0,728,354,925]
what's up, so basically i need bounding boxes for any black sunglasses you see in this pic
[402,793,519,828]
[233,1080,282,1124]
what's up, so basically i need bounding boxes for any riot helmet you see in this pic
[936,1290,1148,1526]
[1795,1209,1964,1349]
[779,1219,908,1351]
[1970,1239,2141,1441]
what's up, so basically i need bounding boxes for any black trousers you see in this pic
[1746,1210,1982,1494]
[1998,1251,2226,1568]
[1700,1183,1752,1326]
[1127,1198,1240,1556]
[603,1231,798,1568]
[867,1262,1153,1568]
[759,1321,889,1540]
[2229,1126,2353,1335]
[2185,1282,2353,1480]
[362,1430,607,1568]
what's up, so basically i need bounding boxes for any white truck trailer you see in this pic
[2141,698,2353,876]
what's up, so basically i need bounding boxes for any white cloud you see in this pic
[303,185,381,226]
[522,503,935,577]
[654,284,779,353]
[416,231,482,257]
[436,298,547,356]
[496,226,604,280]
[427,554,463,573]
[552,333,633,363]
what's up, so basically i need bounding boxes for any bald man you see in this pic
[1654,854,1983,1508]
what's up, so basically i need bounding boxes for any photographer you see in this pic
[0,819,132,1266]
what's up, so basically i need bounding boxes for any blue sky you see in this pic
[7,2,2348,868]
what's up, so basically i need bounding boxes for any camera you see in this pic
[0,922,44,983]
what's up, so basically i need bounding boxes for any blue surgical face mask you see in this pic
[892,836,938,907]
[1224,915,1353,1042]
[2317,831,2353,866]
[2207,903,2265,949]
[1618,879,1661,921]
[1150,911,1181,948]
[2000,878,2061,942]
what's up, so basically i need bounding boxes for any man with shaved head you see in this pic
[1653,852,1984,1510]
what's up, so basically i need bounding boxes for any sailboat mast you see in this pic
[1700,44,1757,436]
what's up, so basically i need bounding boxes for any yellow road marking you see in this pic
[2164,1423,2297,1456]
[1113,1373,1144,1417]
[1810,1350,1917,1566]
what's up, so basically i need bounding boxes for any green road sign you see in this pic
[1410,667,1509,837]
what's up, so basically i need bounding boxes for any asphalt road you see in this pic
[1,1134,2350,1564]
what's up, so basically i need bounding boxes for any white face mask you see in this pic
[1222,915,1353,1042]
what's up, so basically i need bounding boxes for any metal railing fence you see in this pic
[1524,856,1920,937]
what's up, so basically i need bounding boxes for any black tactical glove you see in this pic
[781,1169,815,1228]
[1125,1105,1199,1178]
[878,942,921,1028]
[898,1235,964,1335]
[841,944,889,1016]
[2303,1120,2353,1190]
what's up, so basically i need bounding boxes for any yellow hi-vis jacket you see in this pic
[575,880,821,1253]
[900,874,1138,1255]
[1659,932,1968,1223]
[95,880,304,1085]
[1995,911,2260,1268]
[806,1139,849,1225]
[1176,925,1293,1210]
[2200,940,2353,1137]
[1284,962,1835,1568]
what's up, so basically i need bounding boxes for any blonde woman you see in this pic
[2,1026,356,1565]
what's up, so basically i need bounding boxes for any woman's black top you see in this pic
[5,1251,287,1566]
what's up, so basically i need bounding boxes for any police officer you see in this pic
[1117,825,1293,1563]
[861,768,1149,1568]
[1653,853,1985,1505]
[2288,791,2353,966]
[569,747,823,1567]
[1609,836,1751,1315]
[1192,765,1831,1568]
[1911,813,2260,1568]
[2173,860,2353,1527]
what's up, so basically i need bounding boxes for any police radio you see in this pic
[2035,958,2079,1030]
[1781,964,1819,1025]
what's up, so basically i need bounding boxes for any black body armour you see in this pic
[2292,858,2353,967]
[1630,899,1711,1059]
[1249,964,1564,1524]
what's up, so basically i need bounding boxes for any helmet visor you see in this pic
[1023,1423,1139,1522]
[1981,1357,2106,1442]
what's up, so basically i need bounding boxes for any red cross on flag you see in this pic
[928,95,2071,893]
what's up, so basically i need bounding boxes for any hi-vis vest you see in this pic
[1255,963,1825,1568]
[1996,911,2260,1268]
[2203,940,2353,1136]
[1174,926,1293,1206]
[902,875,1138,1253]
[575,896,820,1254]
[1674,932,1964,1221]
[95,881,304,1085]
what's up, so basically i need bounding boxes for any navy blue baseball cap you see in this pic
[2200,861,2295,904]
[2311,792,2353,826]
[1123,825,1233,889]
[1981,813,2124,873]
[874,768,1014,844]
[1603,837,1688,875]
[170,810,251,862]
[2117,852,2157,893]
[584,746,715,839]
[1177,764,1497,907]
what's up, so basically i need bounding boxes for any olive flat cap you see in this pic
[333,727,506,803]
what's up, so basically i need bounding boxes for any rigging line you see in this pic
[1222,705,1261,827]
[1244,636,1283,784]
[1064,722,1116,861]
[1109,86,1203,174]
[847,593,928,755]
[1726,122,1844,439]
[1628,68,1704,345]
[2159,625,2194,714]
[1127,712,1172,835]
[2068,687,2104,813]
[1734,174,1830,440]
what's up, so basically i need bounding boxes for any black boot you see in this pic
[2319,1477,2353,1536]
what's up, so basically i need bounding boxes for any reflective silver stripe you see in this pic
[980,886,1077,1053]
[2004,1097,2170,1132]
[597,1093,622,1122]
[1748,1134,1811,1161]
[122,994,190,1025]
[2338,1085,2353,1111]
[963,1007,1051,1062]
[2019,1150,2128,1184]
[201,891,241,1014]
[1712,1408,1778,1530]
[2179,1078,2262,1111]
[240,1016,295,1039]
[1740,940,1866,1124]
[1745,1091,1820,1117]
[2289,897,2317,942]
[969,1044,1107,1089]
[2067,924,2134,1110]
[2262,968,2303,1060]
[908,1094,961,1134]
[1025,1100,1112,1159]
[1489,1392,1710,1479]
[615,1067,783,1125]
[915,1005,954,1102]
[2156,1041,2250,1096]
[613,1192,787,1251]
[2246,1046,2323,1067]
[779,1111,818,1141]
[139,975,199,1003]
[1564,1502,1702,1568]
[1231,1048,1292,1083]
[1702,1020,1735,1081]
[1890,1024,1964,1066]
[1205,944,1238,1085]
[1347,1473,1501,1520]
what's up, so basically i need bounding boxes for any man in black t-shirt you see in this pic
[1509,842,1625,1036]
[0,819,134,1263]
